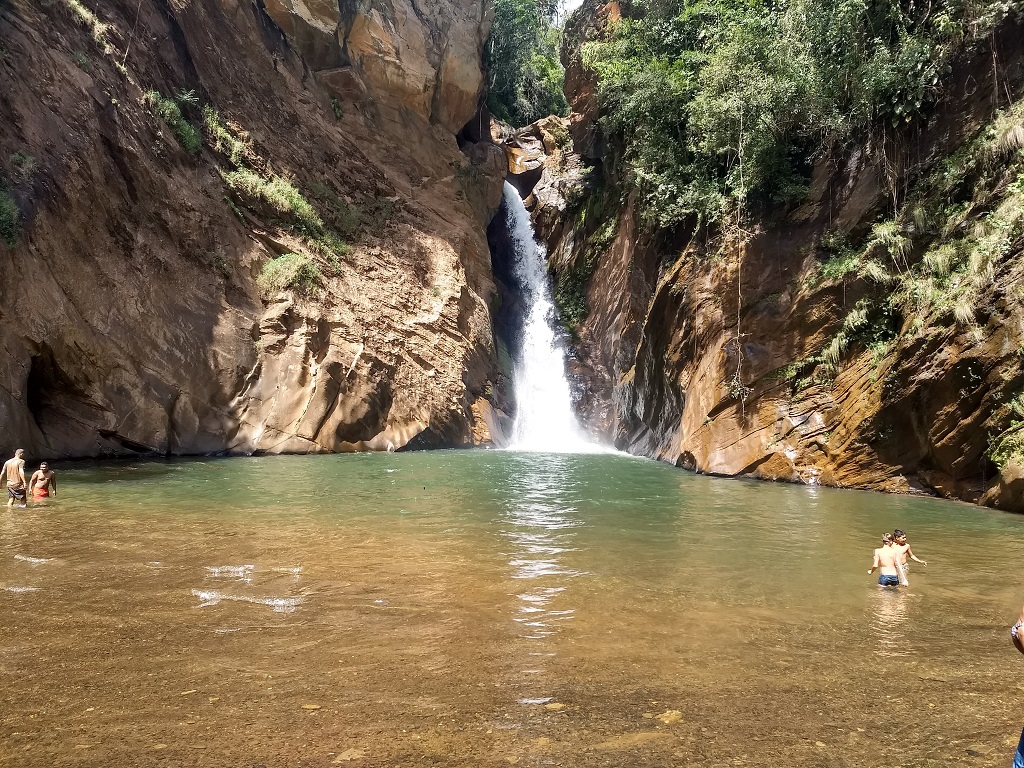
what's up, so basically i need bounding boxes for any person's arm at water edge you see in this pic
[906,545,927,566]
[868,549,880,574]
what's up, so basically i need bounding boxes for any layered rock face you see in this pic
[532,8,1024,510]
[0,0,504,457]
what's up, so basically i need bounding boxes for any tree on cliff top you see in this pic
[486,0,570,127]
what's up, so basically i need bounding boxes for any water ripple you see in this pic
[191,588,303,613]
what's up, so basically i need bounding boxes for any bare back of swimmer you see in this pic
[869,533,902,587]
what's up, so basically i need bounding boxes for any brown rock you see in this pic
[980,461,1024,513]
[0,0,501,458]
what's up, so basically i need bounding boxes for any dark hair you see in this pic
[893,529,906,538]
[882,533,893,543]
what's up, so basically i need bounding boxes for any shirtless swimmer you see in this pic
[869,533,904,587]
[2,449,27,508]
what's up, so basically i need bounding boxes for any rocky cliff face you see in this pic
[532,6,1024,511]
[0,0,506,457]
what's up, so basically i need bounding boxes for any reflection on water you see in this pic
[869,588,913,657]
[1,450,1023,768]
[498,454,584,645]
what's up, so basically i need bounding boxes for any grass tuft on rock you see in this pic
[257,253,321,298]
[202,106,250,167]
[144,91,202,154]
[223,168,350,259]
[62,0,110,52]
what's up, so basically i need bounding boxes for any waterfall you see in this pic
[502,182,595,452]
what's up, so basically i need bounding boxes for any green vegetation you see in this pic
[883,102,1024,331]
[9,152,37,181]
[309,183,398,240]
[988,393,1024,469]
[485,0,569,127]
[583,0,1017,229]
[772,298,900,390]
[554,198,619,328]
[202,106,250,167]
[257,253,321,298]
[73,51,92,72]
[222,169,321,232]
[222,168,349,260]
[142,87,366,292]
[0,184,19,247]
[144,91,202,154]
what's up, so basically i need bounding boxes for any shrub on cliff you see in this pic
[486,0,569,127]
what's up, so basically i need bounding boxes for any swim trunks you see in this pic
[7,484,25,501]
[32,488,48,499]
[1014,725,1024,768]
[878,574,900,587]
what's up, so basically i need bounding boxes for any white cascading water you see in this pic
[503,182,596,452]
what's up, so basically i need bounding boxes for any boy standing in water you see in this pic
[868,533,903,587]
[893,529,927,572]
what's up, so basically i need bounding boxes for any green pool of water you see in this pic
[1,450,1022,766]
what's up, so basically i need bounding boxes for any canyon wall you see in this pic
[0,0,506,457]
[531,4,1024,511]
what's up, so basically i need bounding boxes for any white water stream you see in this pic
[502,182,598,452]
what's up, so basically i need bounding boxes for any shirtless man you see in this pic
[868,533,903,587]
[28,462,56,500]
[2,449,27,508]
[893,529,927,572]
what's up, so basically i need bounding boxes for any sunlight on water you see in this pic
[1,450,1023,767]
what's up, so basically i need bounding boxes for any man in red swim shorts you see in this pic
[28,462,56,500]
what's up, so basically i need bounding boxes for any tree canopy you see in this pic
[486,0,570,127]
[582,0,1019,229]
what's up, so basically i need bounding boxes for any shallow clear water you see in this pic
[1,450,1023,767]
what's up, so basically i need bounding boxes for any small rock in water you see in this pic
[302,704,321,710]
[180,689,197,696]
[815,741,827,747]
[153,744,168,750]
[544,702,565,711]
